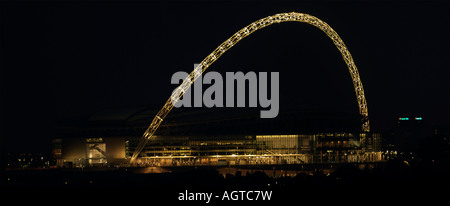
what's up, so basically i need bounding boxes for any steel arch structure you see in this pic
[130,12,369,163]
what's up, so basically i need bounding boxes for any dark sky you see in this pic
[1,1,449,152]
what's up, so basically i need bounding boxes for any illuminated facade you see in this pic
[54,131,382,168]
[54,108,380,168]
[128,133,382,167]
[54,137,126,167]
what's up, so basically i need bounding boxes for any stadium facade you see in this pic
[53,107,382,168]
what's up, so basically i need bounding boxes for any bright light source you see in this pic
[415,117,422,120]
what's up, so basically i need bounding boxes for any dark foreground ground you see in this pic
[1,159,449,204]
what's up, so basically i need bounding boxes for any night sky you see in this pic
[1,1,449,153]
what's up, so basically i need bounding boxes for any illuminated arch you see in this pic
[130,12,369,162]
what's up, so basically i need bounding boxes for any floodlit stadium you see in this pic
[52,12,382,168]
[53,107,382,168]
